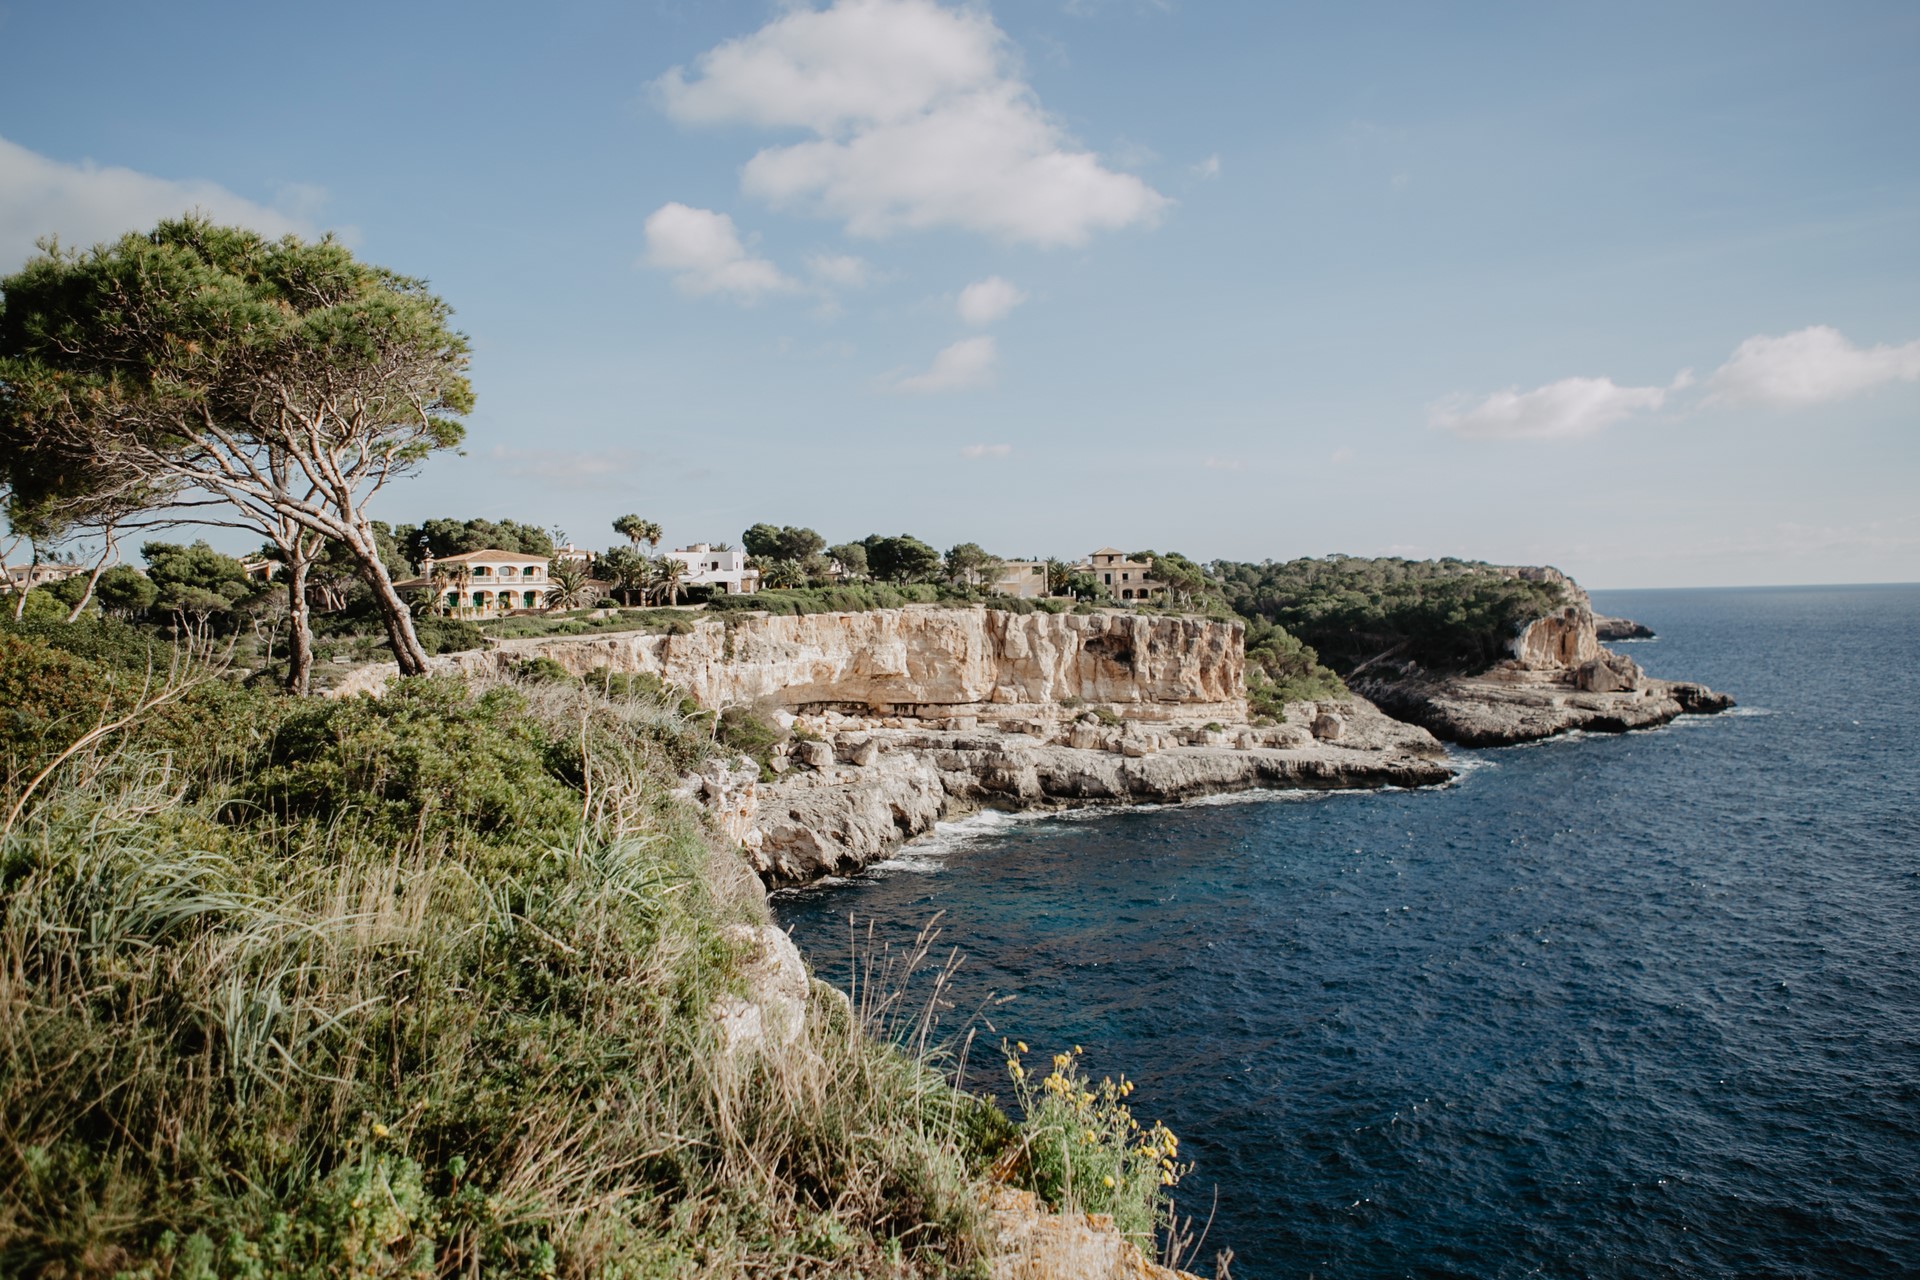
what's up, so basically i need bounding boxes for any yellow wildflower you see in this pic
[1103,1174,1115,1188]
[371,1123,389,1138]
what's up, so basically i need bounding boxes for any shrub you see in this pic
[999,1043,1187,1252]
[412,613,487,655]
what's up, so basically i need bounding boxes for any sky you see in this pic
[1,0,1915,588]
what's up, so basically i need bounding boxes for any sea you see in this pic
[773,584,1920,1279]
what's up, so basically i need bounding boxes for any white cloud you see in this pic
[641,202,795,302]
[1192,154,1221,179]
[806,251,876,288]
[1329,447,1355,465]
[656,0,1168,246]
[895,334,997,392]
[1432,376,1667,440]
[1202,455,1241,470]
[1707,325,1920,408]
[957,275,1025,325]
[0,134,314,272]
[960,442,1013,458]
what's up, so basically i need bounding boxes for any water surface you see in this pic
[776,585,1920,1278]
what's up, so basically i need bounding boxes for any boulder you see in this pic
[792,739,834,770]
[1311,712,1345,741]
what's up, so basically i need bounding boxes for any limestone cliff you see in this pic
[1358,567,1731,746]
[362,605,1246,721]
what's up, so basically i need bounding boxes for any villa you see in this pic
[398,548,556,617]
[1082,547,1166,601]
[663,544,760,595]
[3,562,85,594]
[991,559,1051,599]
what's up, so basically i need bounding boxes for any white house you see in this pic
[991,559,1050,599]
[663,544,759,595]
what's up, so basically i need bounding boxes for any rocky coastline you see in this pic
[739,696,1450,884]
[1355,577,1731,747]
[339,578,1731,886]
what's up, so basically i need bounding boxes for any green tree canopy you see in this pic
[612,514,662,550]
[92,564,158,616]
[0,216,472,675]
[862,534,943,584]
[827,541,869,580]
[742,523,826,565]
[944,542,1001,586]
[398,518,552,568]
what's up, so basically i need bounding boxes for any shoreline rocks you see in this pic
[744,696,1451,885]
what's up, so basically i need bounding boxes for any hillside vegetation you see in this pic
[1214,556,1567,677]
[0,617,1187,1277]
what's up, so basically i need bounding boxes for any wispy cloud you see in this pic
[1192,154,1221,180]
[1707,325,1920,408]
[806,251,877,289]
[957,275,1026,325]
[960,442,1013,458]
[894,335,998,393]
[1432,376,1668,440]
[0,133,315,271]
[489,444,648,486]
[656,0,1168,246]
[641,202,795,302]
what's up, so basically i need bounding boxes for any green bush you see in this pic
[0,627,1022,1275]
[240,679,580,845]
[411,613,487,655]
[707,583,949,616]
[1216,555,1566,675]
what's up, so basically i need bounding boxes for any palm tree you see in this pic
[545,559,597,611]
[653,555,688,606]
[613,514,663,552]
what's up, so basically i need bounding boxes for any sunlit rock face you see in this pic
[436,605,1247,720]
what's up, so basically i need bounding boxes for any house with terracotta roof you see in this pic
[396,548,558,617]
[1081,547,1166,602]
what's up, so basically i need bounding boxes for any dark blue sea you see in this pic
[774,585,1920,1279]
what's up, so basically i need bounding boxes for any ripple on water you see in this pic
[776,586,1920,1278]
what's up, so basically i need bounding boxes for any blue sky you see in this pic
[2,0,1915,587]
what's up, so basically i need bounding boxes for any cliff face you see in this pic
[437,605,1246,719]
[1359,567,1732,746]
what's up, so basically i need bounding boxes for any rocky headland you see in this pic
[1355,570,1731,747]
[337,571,1731,884]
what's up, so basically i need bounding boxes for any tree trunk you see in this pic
[285,553,315,696]
[343,524,430,675]
[63,532,119,624]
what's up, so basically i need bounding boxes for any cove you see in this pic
[775,585,1920,1278]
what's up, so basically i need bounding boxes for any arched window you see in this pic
[523,591,538,608]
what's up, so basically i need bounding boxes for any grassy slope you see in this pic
[0,618,1185,1278]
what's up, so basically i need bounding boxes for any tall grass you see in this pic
[0,621,1194,1276]
[0,628,1008,1277]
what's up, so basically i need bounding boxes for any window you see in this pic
[472,565,490,576]
[446,592,458,608]
[524,591,537,607]
[499,566,516,577]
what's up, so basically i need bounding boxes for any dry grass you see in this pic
[0,632,1003,1278]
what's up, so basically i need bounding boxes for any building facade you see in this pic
[399,548,555,617]
[1083,548,1166,601]
[991,559,1051,599]
[663,544,759,595]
